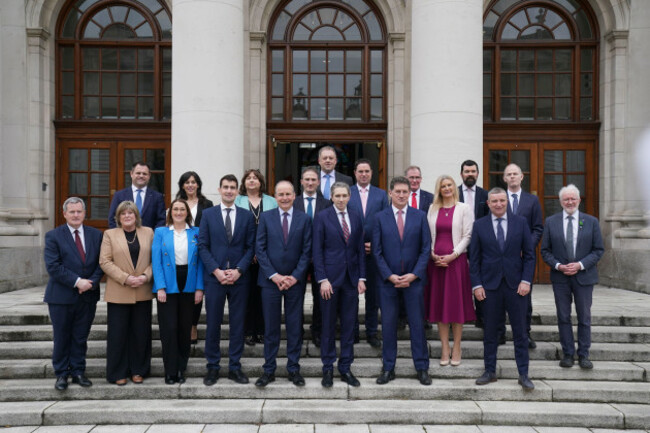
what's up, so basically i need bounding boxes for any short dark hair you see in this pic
[460,160,479,173]
[131,161,151,171]
[301,166,319,178]
[166,198,194,227]
[354,158,372,171]
[219,174,239,188]
[390,176,410,190]
[239,169,267,196]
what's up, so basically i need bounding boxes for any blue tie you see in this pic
[497,217,505,252]
[512,193,519,214]
[306,197,314,219]
[323,174,331,200]
[135,189,143,213]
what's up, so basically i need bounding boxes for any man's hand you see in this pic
[388,274,400,286]
[271,274,285,290]
[320,281,333,300]
[394,273,416,288]
[517,282,531,296]
[224,269,242,284]
[76,279,93,294]
[562,262,581,275]
[157,289,167,303]
[213,268,229,285]
[365,242,372,255]
[474,287,486,301]
[357,280,366,295]
[194,290,203,305]
[283,275,298,290]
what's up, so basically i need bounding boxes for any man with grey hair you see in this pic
[541,184,604,369]
[317,146,353,199]
[44,197,104,390]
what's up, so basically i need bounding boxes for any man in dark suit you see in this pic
[44,197,103,390]
[373,176,432,386]
[349,158,389,347]
[255,181,312,387]
[458,159,489,328]
[198,174,256,386]
[294,166,331,348]
[405,165,434,212]
[471,187,536,390]
[318,145,353,199]
[541,184,604,369]
[503,163,544,348]
[313,182,366,387]
[108,161,166,229]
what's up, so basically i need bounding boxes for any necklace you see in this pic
[442,205,454,217]
[249,200,262,224]
[124,230,138,245]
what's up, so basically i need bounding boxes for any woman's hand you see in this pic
[157,289,167,303]
[195,290,204,305]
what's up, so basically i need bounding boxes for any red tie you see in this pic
[411,192,417,208]
[340,212,350,243]
[74,229,85,263]
[397,209,404,241]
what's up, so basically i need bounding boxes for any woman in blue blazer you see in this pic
[234,169,278,345]
[152,198,204,384]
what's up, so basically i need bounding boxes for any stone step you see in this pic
[1,399,648,429]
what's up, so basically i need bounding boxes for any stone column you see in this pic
[410,0,483,191]
[172,0,244,201]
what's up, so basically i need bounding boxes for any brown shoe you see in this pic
[115,378,128,386]
[131,375,144,384]
[191,325,198,344]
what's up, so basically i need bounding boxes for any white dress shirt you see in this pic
[462,185,476,212]
[392,204,408,225]
[302,193,318,213]
[221,204,237,233]
[409,189,420,208]
[170,225,189,265]
[336,207,351,233]
[278,206,293,232]
[508,188,521,211]
[491,213,508,240]
[320,171,334,196]
[557,210,585,270]
[67,224,85,288]
[132,185,147,206]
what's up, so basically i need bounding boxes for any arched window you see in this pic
[483,0,598,121]
[57,0,171,120]
[268,0,387,122]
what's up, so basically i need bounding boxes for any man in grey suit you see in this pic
[541,184,604,369]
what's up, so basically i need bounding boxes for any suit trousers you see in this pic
[261,282,305,374]
[379,280,429,372]
[482,279,529,375]
[204,278,249,371]
[157,288,194,376]
[306,263,322,337]
[106,300,152,382]
[320,274,358,374]
[48,300,97,377]
[552,278,593,358]
[244,263,265,337]
[354,255,380,339]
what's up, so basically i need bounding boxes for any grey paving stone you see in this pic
[0,401,54,426]
[423,426,481,433]
[610,403,650,429]
[258,425,313,433]
[315,424,369,433]
[547,380,650,404]
[202,425,259,433]
[478,427,537,433]
[179,377,348,399]
[0,427,39,433]
[145,425,205,433]
[533,428,590,432]
[590,429,648,433]
[369,426,426,433]
[632,362,650,381]
[87,426,150,433]
[30,427,93,433]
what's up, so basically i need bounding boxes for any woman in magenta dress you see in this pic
[425,175,475,366]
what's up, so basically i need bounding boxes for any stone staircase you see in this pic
[0,285,648,429]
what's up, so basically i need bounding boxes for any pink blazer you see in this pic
[426,201,474,256]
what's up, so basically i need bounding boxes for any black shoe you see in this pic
[398,318,407,330]
[165,375,176,385]
[367,334,381,348]
[559,354,574,368]
[203,368,219,386]
[578,357,593,369]
[340,372,360,387]
[475,319,484,329]
[321,370,333,388]
[528,336,537,349]
[417,369,432,386]
[475,371,497,385]
[424,322,432,329]
[312,335,321,348]
[55,376,68,391]
[255,372,275,387]
[178,371,186,384]
[288,371,305,387]
[498,334,506,345]
[376,369,395,385]
[354,334,360,344]
[518,374,535,390]
[71,374,92,387]
[245,336,256,346]
[228,369,249,384]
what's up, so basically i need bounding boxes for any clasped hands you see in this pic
[213,268,241,285]
[125,274,147,288]
[271,274,298,291]
[75,278,94,294]
[431,252,456,267]
[558,262,581,276]
[388,273,416,288]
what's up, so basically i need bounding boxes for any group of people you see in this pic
[43,145,604,392]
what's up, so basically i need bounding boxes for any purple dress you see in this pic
[425,206,476,324]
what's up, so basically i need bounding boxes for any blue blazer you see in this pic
[349,185,389,242]
[458,185,489,220]
[256,208,312,286]
[469,213,536,291]
[108,187,166,229]
[234,194,278,212]
[152,226,204,294]
[541,212,604,286]
[312,206,366,287]
[508,190,544,246]
[44,224,104,304]
[372,207,431,282]
[198,205,256,286]
[420,189,434,212]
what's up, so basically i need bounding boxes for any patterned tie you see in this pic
[397,209,404,241]
[411,192,417,208]
[496,217,505,252]
[282,212,289,243]
[323,174,331,200]
[512,193,519,215]
[135,189,143,213]
[566,215,575,261]
[306,197,314,219]
[360,188,368,216]
[340,211,350,243]
[74,229,85,263]
[224,208,233,243]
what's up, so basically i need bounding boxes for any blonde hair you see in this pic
[431,175,459,213]
[115,201,142,228]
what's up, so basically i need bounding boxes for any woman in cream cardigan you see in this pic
[99,200,154,385]
[425,175,475,366]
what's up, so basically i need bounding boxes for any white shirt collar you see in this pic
[168,224,190,231]
[132,185,147,193]
[357,183,370,192]
[508,188,521,196]
[392,204,407,215]
[67,224,83,235]
[464,184,476,192]
[491,213,507,222]
[563,209,579,220]
[279,207,294,217]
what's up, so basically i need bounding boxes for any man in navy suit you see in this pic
[318,146,353,199]
[457,159,489,328]
[313,182,366,387]
[108,161,166,229]
[44,197,103,390]
[541,184,604,369]
[503,163,544,348]
[349,158,389,347]
[255,181,312,387]
[198,174,256,385]
[471,188,536,390]
[294,166,331,348]
[373,176,432,386]
[406,165,434,212]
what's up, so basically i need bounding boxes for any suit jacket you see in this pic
[540,211,604,286]
[193,199,214,227]
[508,190,544,246]
[469,213,535,291]
[198,205,256,286]
[372,206,431,282]
[152,226,204,294]
[256,208,312,286]
[234,194,278,213]
[458,185,489,220]
[312,206,366,288]
[427,202,474,255]
[44,224,104,304]
[419,189,434,213]
[99,226,154,303]
[349,185,389,242]
[108,187,166,229]
[294,193,331,216]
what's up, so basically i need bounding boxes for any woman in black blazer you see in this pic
[175,171,213,343]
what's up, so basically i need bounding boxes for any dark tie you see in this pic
[282,212,289,243]
[306,197,314,219]
[340,211,350,243]
[566,215,575,261]
[397,209,404,241]
[74,229,85,263]
[224,208,233,243]
[496,218,505,252]
[512,193,519,214]
[135,189,143,213]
